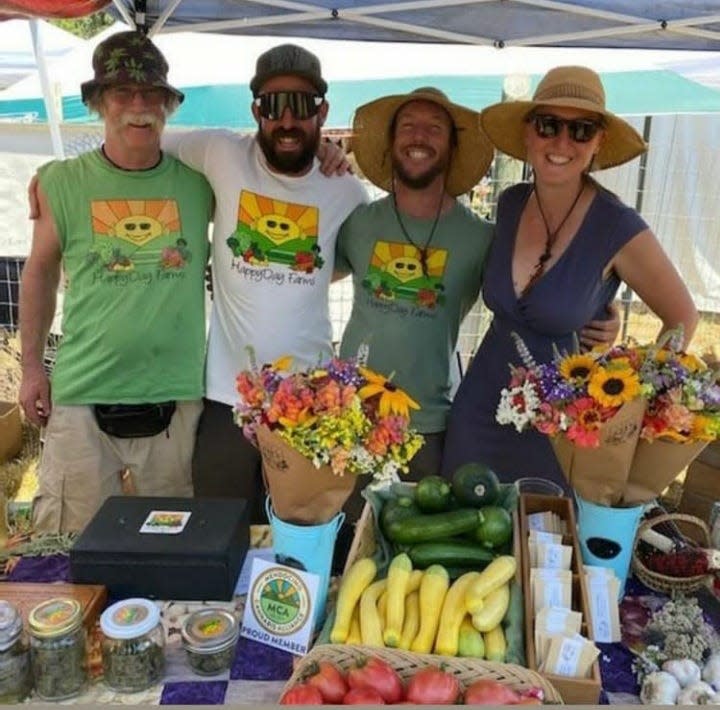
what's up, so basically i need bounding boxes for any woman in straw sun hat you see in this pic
[442,65,698,490]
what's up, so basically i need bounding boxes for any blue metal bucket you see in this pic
[575,494,646,598]
[266,497,344,628]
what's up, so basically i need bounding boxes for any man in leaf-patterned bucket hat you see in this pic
[80,30,184,105]
[20,30,213,534]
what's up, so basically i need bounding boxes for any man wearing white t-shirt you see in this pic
[163,44,367,522]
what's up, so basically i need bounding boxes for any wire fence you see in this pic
[4,125,718,368]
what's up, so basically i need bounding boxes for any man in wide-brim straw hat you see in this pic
[334,87,495,487]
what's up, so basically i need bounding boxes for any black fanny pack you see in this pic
[93,402,177,439]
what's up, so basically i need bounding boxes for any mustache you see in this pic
[272,128,304,141]
[120,112,161,128]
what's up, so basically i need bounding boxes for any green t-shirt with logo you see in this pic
[336,196,493,433]
[39,150,212,404]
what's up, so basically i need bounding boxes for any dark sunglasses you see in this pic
[530,113,604,143]
[254,91,324,121]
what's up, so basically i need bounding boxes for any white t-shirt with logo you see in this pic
[164,130,368,405]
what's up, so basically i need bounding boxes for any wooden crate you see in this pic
[518,494,602,705]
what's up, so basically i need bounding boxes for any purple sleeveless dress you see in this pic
[442,182,648,489]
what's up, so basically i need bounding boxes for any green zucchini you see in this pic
[380,496,420,539]
[502,579,526,666]
[414,475,453,513]
[407,540,495,569]
[384,508,482,544]
[451,463,500,507]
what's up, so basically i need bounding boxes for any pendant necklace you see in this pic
[520,179,585,297]
[392,191,444,277]
[100,145,163,171]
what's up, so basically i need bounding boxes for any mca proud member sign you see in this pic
[240,557,320,655]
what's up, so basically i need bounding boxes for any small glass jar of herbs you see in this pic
[28,597,86,701]
[100,598,165,692]
[0,600,32,703]
[181,608,239,676]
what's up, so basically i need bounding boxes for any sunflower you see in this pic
[587,366,641,408]
[358,367,420,419]
[270,355,294,371]
[559,354,596,383]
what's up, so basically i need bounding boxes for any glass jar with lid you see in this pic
[28,597,86,701]
[181,608,239,676]
[100,598,165,692]
[0,600,32,703]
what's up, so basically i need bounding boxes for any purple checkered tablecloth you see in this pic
[8,554,720,705]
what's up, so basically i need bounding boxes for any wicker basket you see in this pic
[632,512,713,594]
[281,644,563,703]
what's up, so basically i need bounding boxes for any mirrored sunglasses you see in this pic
[254,91,324,121]
[530,113,604,143]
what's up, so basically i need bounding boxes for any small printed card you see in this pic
[139,510,191,534]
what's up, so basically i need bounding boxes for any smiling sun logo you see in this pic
[89,199,186,273]
[92,199,180,247]
[226,191,323,273]
[362,240,448,309]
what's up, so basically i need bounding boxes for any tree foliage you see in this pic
[51,12,114,39]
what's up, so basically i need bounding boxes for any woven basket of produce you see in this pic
[632,512,714,595]
[281,644,563,704]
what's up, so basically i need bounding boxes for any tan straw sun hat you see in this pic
[351,87,494,196]
[480,65,647,170]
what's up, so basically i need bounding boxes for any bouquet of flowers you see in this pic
[235,351,424,523]
[496,331,720,505]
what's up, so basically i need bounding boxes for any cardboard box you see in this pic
[519,494,602,705]
[679,457,720,525]
[0,401,22,462]
[70,496,249,601]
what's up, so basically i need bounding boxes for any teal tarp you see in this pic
[2,70,720,129]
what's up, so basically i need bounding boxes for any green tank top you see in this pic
[39,150,212,404]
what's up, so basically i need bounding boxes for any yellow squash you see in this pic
[410,565,450,654]
[470,583,510,632]
[433,571,479,657]
[330,557,377,643]
[465,556,517,615]
[383,553,413,647]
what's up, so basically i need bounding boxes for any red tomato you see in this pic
[405,667,461,705]
[280,683,324,705]
[346,657,404,704]
[305,660,348,704]
[464,678,521,705]
[343,687,386,704]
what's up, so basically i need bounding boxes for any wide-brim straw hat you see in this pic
[480,65,647,170]
[351,87,494,196]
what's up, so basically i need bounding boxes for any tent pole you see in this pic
[620,114,652,341]
[29,19,65,160]
[112,0,137,29]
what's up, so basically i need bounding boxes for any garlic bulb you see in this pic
[703,653,720,691]
[640,671,681,705]
[676,681,716,705]
[662,658,702,687]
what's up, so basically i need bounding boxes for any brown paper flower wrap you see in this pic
[235,353,424,526]
[256,425,356,525]
[497,331,720,508]
[622,438,709,505]
[550,398,645,506]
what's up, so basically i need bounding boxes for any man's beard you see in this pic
[257,126,320,174]
[392,152,449,190]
